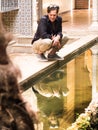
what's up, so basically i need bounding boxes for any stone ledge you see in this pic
[7,43,33,54]
[18,34,98,91]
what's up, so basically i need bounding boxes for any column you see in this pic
[36,0,43,22]
[32,0,43,34]
[32,0,38,34]
[91,43,98,99]
[89,0,98,30]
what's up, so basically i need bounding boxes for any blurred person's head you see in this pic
[0,13,13,64]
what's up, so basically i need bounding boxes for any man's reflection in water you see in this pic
[33,70,69,129]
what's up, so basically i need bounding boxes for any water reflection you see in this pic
[33,69,69,98]
[23,49,92,130]
[33,69,68,130]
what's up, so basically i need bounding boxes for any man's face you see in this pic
[48,10,58,22]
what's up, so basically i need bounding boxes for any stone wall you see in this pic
[2,0,33,36]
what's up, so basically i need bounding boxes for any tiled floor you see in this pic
[62,9,92,34]
[9,9,95,84]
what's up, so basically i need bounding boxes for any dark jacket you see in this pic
[31,15,63,44]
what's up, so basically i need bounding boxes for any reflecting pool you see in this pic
[22,49,92,130]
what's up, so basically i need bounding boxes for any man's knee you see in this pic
[32,38,52,54]
[40,39,52,52]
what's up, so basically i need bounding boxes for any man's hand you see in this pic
[52,35,61,49]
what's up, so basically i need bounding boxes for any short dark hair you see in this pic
[47,4,59,13]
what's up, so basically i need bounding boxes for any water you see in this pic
[22,49,92,130]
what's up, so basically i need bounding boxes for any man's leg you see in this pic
[47,45,64,60]
[32,38,52,60]
[32,38,52,54]
[47,34,69,60]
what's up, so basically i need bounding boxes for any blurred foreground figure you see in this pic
[0,14,35,130]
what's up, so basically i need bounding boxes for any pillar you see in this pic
[89,0,98,30]
[32,0,43,34]
[91,43,98,99]
[37,0,43,22]
[32,0,38,34]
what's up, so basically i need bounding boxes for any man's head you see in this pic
[47,4,59,22]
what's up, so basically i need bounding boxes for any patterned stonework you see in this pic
[2,0,33,36]
[1,0,18,11]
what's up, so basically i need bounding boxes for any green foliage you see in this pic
[67,113,92,130]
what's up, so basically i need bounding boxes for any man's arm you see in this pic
[38,17,52,39]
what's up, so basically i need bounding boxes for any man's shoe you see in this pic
[48,53,64,61]
[37,53,48,61]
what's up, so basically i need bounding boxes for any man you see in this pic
[31,4,68,61]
